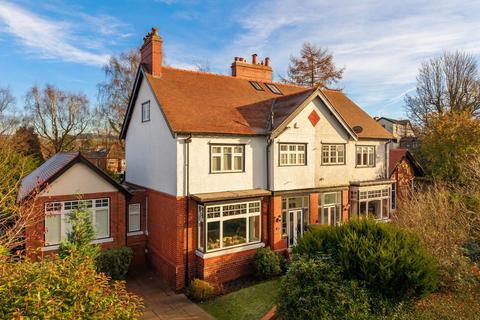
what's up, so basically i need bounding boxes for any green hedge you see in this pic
[254,247,282,279]
[295,218,438,301]
[277,256,372,320]
[96,247,133,280]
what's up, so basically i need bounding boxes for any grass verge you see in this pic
[199,278,280,320]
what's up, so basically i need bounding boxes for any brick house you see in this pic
[18,152,147,265]
[389,148,425,204]
[117,28,396,291]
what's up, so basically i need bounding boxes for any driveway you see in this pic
[127,268,215,320]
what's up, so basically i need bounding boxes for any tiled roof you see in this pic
[389,148,424,176]
[17,152,130,202]
[124,66,393,139]
[17,152,78,202]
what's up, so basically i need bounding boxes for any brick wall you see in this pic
[394,159,414,199]
[126,190,147,266]
[269,196,287,251]
[196,248,258,285]
[26,191,127,258]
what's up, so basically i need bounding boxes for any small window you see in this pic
[210,145,244,173]
[249,81,264,91]
[128,203,141,232]
[279,143,306,166]
[356,146,375,167]
[141,101,150,122]
[321,144,345,165]
[265,83,282,94]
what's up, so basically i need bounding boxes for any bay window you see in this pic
[210,145,244,173]
[44,198,110,246]
[356,188,390,220]
[356,146,375,167]
[321,144,345,165]
[197,200,261,252]
[279,143,306,166]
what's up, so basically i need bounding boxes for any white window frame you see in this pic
[319,192,342,226]
[128,203,141,233]
[358,188,390,220]
[210,144,244,173]
[321,144,345,165]
[199,200,262,253]
[44,198,110,247]
[356,145,375,167]
[141,101,150,122]
[279,143,307,166]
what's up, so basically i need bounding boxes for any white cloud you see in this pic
[220,0,480,117]
[0,1,112,66]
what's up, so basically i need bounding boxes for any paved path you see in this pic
[127,269,215,320]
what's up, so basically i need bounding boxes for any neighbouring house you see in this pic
[389,148,425,205]
[84,142,126,174]
[17,152,147,265]
[375,117,417,149]
[117,28,395,291]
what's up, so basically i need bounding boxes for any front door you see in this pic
[287,209,304,247]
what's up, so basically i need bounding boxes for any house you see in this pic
[84,141,126,174]
[375,117,417,149]
[389,148,425,206]
[118,28,395,290]
[18,152,147,265]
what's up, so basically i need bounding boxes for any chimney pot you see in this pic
[252,53,257,64]
[265,57,270,67]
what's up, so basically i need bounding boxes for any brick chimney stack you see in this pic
[141,27,163,77]
[231,54,272,82]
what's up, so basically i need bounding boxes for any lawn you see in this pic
[199,279,280,320]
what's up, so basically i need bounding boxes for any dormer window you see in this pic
[265,83,282,95]
[250,81,264,91]
[142,101,150,122]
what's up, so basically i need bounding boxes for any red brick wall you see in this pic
[126,190,147,266]
[309,193,319,224]
[394,159,414,200]
[342,190,350,222]
[26,191,127,258]
[197,248,258,285]
[269,196,287,251]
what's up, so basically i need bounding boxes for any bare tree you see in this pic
[282,42,344,88]
[406,51,480,126]
[0,87,18,136]
[193,59,211,72]
[97,49,140,134]
[25,85,92,156]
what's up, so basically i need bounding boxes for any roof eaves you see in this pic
[120,66,144,139]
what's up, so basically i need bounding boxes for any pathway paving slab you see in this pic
[127,268,215,320]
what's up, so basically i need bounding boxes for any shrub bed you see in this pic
[96,247,133,280]
[253,247,282,279]
[188,279,215,301]
[295,218,438,302]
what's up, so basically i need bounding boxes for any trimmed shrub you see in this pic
[254,247,282,279]
[0,254,142,319]
[277,256,372,320]
[96,247,134,280]
[295,218,438,302]
[188,279,215,302]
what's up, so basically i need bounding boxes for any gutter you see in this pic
[184,134,192,288]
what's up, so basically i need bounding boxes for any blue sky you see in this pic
[1,0,480,118]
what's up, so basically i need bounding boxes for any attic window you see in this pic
[250,81,264,91]
[265,83,282,95]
